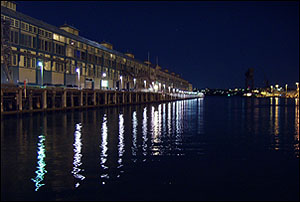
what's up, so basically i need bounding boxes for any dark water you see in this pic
[1,97,299,201]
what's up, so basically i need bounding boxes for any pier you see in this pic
[1,85,202,115]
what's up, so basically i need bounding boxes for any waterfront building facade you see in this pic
[1,1,192,92]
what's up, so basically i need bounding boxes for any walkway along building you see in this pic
[1,1,192,93]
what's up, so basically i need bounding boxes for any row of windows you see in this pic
[20,33,37,48]
[2,15,19,28]
[3,15,144,69]
[2,15,186,82]
[21,22,38,34]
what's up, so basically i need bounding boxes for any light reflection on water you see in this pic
[1,97,299,201]
[295,98,299,158]
[142,107,148,158]
[100,114,108,183]
[31,134,47,191]
[132,111,138,161]
[117,114,125,177]
[71,123,85,188]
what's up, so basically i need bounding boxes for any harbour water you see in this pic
[1,96,299,201]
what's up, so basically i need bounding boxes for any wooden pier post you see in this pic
[93,92,96,106]
[29,91,33,110]
[85,92,88,106]
[114,92,117,104]
[104,92,107,105]
[122,92,125,104]
[62,90,67,108]
[1,89,3,113]
[71,92,74,107]
[42,90,47,109]
[80,91,83,107]
[18,89,22,111]
[52,90,56,109]
[129,92,132,103]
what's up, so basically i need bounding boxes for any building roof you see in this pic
[59,24,79,31]
[1,6,143,63]
[1,6,187,82]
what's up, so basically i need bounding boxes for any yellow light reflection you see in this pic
[31,134,47,191]
[118,114,125,170]
[151,105,162,156]
[100,114,109,184]
[71,123,85,188]
[198,98,204,134]
[142,107,148,157]
[162,103,166,135]
[270,97,273,106]
[295,99,299,158]
[274,98,280,150]
[175,101,183,143]
[168,102,171,136]
[132,111,138,159]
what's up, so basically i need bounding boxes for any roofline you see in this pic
[1,6,188,82]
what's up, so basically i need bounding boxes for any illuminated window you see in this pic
[53,33,59,41]
[101,80,108,88]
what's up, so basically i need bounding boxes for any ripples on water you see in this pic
[1,97,299,201]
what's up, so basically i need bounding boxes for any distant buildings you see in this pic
[245,68,254,90]
[1,1,192,93]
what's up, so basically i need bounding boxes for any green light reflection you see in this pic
[31,135,47,191]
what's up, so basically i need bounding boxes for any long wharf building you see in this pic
[1,1,193,93]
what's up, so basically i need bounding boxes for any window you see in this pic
[38,39,52,52]
[54,43,65,56]
[14,20,19,28]
[74,50,80,58]
[12,54,17,66]
[27,57,31,68]
[32,36,36,48]
[53,33,59,41]
[81,51,86,60]
[23,56,27,67]
[25,24,29,31]
[55,62,64,73]
[21,22,25,30]
[66,46,73,57]
[32,58,36,68]
[10,30,18,44]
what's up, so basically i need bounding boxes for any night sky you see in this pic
[16,1,299,89]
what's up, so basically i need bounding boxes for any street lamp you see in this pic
[76,68,80,89]
[37,60,43,86]
[133,78,136,89]
[120,75,123,89]
[144,80,146,89]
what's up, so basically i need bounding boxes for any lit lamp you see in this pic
[133,78,136,89]
[120,75,123,89]
[144,80,146,89]
[76,68,80,89]
[37,60,43,86]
